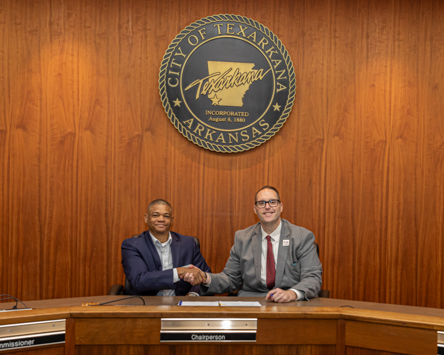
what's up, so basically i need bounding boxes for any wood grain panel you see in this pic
[346,348,404,355]
[351,0,393,304]
[1,347,64,355]
[76,345,337,355]
[387,0,424,307]
[74,316,335,346]
[108,0,150,298]
[257,319,336,344]
[345,320,437,355]
[65,318,75,355]
[287,0,329,253]
[75,318,159,345]
[7,0,49,301]
[337,319,346,355]
[0,0,10,299]
[416,0,444,309]
[1,0,444,309]
[325,0,359,301]
[41,0,81,301]
[75,0,116,298]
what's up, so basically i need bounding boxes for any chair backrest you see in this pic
[123,234,201,295]
[122,234,141,295]
[314,242,330,298]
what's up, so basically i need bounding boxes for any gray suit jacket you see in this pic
[202,219,322,299]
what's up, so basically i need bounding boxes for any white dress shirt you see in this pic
[150,232,179,296]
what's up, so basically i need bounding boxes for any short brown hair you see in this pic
[255,186,281,202]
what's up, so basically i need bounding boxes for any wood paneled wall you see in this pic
[1,0,443,308]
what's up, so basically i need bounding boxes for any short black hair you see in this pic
[255,186,281,202]
[147,199,173,214]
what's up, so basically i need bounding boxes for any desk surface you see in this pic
[2,296,444,330]
[1,295,444,314]
[1,296,443,355]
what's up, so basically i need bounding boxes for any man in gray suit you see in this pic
[183,186,322,302]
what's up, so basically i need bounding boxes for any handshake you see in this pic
[177,265,208,285]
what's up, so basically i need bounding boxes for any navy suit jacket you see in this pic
[121,231,211,296]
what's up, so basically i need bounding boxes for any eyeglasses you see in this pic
[254,199,281,208]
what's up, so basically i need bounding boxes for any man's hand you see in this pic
[265,288,297,303]
[178,265,206,285]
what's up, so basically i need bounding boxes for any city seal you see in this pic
[159,14,296,153]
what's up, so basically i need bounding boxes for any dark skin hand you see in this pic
[178,265,206,285]
[182,265,208,285]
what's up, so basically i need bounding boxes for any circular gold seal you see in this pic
[159,14,296,153]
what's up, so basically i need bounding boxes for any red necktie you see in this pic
[266,235,275,289]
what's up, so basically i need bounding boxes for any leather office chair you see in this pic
[108,234,201,295]
[315,242,330,298]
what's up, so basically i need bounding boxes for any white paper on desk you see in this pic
[179,301,220,306]
[218,301,262,307]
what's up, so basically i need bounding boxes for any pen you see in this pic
[178,301,182,306]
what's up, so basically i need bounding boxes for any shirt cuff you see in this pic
[173,268,180,283]
[290,289,305,301]
[203,272,211,285]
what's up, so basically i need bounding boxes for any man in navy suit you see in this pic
[121,199,210,296]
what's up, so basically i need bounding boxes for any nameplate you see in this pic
[0,319,65,351]
[160,318,257,343]
[161,331,256,342]
[438,331,444,355]
[0,333,65,351]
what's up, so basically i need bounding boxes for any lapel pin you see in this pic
[283,239,289,247]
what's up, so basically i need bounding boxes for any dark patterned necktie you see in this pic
[266,235,275,289]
